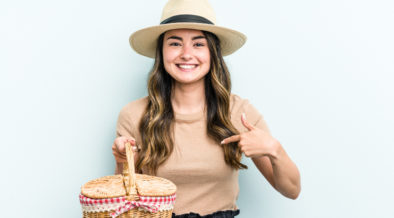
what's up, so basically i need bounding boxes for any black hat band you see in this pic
[160,14,214,25]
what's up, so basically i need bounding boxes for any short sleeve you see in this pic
[243,102,271,134]
[116,105,136,138]
[115,97,148,143]
[230,94,271,135]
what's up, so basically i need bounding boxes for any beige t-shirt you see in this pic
[116,94,270,215]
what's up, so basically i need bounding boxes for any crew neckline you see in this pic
[174,110,205,122]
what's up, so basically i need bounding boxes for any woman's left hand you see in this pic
[221,113,279,158]
[222,113,301,199]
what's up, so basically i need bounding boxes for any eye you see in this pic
[169,42,181,46]
[194,42,205,47]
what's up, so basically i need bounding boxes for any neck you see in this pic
[171,80,206,114]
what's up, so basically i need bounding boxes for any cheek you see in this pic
[201,50,211,69]
[162,48,175,71]
[163,55,170,70]
[203,59,211,72]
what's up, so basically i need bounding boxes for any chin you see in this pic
[174,76,204,85]
[172,73,205,84]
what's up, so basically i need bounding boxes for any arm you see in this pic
[222,113,301,199]
[113,105,140,174]
[251,141,301,199]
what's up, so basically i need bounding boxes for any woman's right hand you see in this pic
[113,136,140,174]
[112,136,137,163]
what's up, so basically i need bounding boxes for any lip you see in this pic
[176,63,199,72]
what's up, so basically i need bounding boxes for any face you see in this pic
[162,29,211,85]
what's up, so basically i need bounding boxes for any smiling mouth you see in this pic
[176,64,198,70]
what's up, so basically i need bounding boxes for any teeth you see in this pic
[178,64,196,69]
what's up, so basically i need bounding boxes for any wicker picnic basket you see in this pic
[79,143,177,218]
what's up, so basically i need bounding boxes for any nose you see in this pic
[180,44,192,60]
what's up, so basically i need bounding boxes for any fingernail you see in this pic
[242,113,246,119]
[221,140,225,144]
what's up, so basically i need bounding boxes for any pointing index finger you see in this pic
[221,135,241,144]
[241,113,255,131]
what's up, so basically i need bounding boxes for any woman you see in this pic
[112,0,301,217]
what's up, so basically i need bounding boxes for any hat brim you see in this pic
[129,23,247,58]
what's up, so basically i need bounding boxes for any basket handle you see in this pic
[123,142,137,200]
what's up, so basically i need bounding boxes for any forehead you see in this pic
[164,29,205,38]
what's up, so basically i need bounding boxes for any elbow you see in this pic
[287,188,300,200]
[285,171,301,200]
[277,180,301,200]
[286,183,301,200]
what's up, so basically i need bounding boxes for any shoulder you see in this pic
[117,96,149,127]
[119,96,149,117]
[230,94,265,132]
[116,96,149,138]
[230,94,248,111]
[230,94,258,118]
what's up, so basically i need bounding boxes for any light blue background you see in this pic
[1,0,393,217]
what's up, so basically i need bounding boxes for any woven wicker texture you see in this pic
[80,142,176,217]
[83,209,173,218]
[81,174,176,199]
[82,175,126,199]
[135,174,176,196]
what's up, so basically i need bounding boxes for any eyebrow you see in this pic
[166,35,206,41]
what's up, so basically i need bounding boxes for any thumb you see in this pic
[241,113,254,131]
[115,137,134,152]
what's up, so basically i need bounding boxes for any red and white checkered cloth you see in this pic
[79,194,176,218]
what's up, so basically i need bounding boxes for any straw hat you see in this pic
[129,0,247,58]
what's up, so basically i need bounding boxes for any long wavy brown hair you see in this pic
[137,31,247,175]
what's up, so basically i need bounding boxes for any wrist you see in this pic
[115,162,123,174]
[267,139,283,162]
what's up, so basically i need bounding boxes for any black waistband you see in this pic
[172,209,240,218]
[160,14,214,25]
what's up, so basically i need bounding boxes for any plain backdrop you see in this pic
[1,0,393,217]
